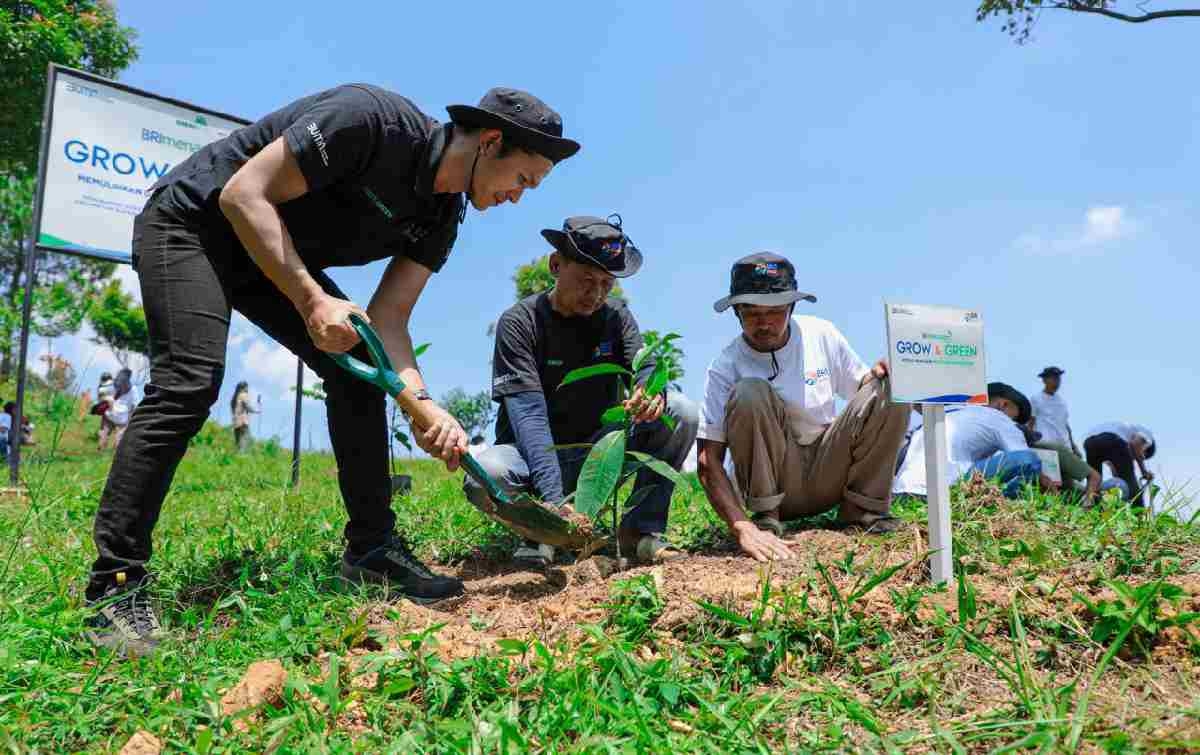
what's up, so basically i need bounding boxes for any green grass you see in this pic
[1,385,1198,753]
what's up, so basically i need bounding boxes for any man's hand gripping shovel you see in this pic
[329,315,601,551]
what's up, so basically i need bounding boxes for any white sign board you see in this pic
[1033,448,1062,484]
[885,302,987,405]
[34,66,245,262]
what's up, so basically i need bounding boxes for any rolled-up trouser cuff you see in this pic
[748,493,785,513]
[844,488,887,514]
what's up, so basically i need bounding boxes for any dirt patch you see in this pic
[117,731,162,755]
[220,659,287,731]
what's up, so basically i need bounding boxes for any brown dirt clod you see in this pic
[220,659,288,731]
[117,731,162,755]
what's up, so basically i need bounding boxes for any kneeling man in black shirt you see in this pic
[464,216,698,565]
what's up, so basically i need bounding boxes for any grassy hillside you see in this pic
[0,387,1197,752]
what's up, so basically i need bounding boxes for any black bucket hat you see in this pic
[1038,366,1065,379]
[988,381,1032,425]
[713,252,817,313]
[541,214,643,278]
[447,87,580,164]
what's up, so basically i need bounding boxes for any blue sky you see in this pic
[46,1,1198,497]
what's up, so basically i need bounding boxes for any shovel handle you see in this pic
[328,314,404,395]
[326,314,510,506]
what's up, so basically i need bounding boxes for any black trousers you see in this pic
[86,191,393,599]
[1083,432,1138,503]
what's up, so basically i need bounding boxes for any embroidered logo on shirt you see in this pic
[307,122,330,167]
[804,367,830,386]
[593,342,613,359]
[547,359,564,367]
[493,374,518,388]
[363,187,393,219]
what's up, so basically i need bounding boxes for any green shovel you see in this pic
[328,314,598,550]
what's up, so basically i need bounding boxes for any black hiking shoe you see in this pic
[340,533,464,604]
[85,572,163,657]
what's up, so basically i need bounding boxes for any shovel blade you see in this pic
[473,495,603,551]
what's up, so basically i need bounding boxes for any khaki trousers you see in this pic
[725,377,910,525]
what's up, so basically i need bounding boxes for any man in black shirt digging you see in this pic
[85,85,580,656]
[464,216,699,566]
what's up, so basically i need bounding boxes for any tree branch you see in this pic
[1056,2,1200,23]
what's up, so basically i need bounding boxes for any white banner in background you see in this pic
[35,67,245,262]
[885,302,987,405]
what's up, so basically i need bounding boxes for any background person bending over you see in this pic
[464,216,698,566]
[1082,422,1155,504]
[83,84,580,657]
[895,383,1055,499]
[696,253,910,563]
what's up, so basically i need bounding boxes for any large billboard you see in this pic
[33,65,247,262]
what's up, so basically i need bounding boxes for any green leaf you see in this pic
[631,343,654,374]
[626,451,686,487]
[646,360,670,396]
[659,682,681,707]
[393,430,412,452]
[574,430,627,517]
[601,405,628,425]
[846,560,910,605]
[620,484,659,512]
[659,413,677,432]
[558,363,632,389]
[696,600,750,627]
[496,638,528,656]
[413,342,431,359]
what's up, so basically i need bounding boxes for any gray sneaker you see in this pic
[513,541,555,567]
[85,572,163,657]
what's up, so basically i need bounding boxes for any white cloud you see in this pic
[1015,205,1136,256]
[240,338,319,399]
[112,262,142,303]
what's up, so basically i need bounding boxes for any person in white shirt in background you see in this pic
[1030,366,1078,454]
[894,382,1057,499]
[1082,422,1156,504]
[99,369,138,452]
[696,253,911,563]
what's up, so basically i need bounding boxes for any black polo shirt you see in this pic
[149,84,463,274]
[492,293,655,445]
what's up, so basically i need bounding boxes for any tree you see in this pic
[0,2,139,375]
[641,329,686,392]
[512,255,626,302]
[442,387,494,440]
[88,279,148,369]
[0,170,115,376]
[0,1,139,175]
[977,1,1200,42]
